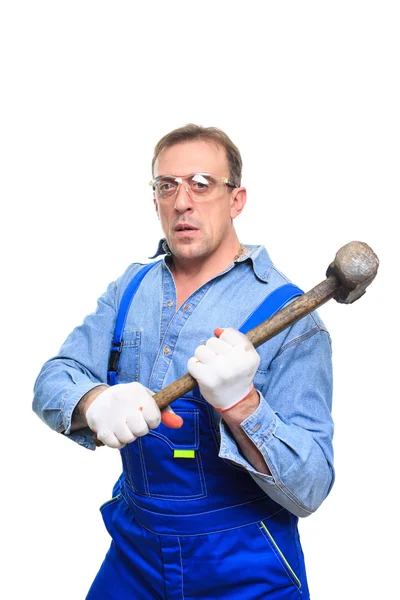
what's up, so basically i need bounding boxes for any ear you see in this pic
[153,197,159,217]
[230,187,247,219]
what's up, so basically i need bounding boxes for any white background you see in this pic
[1,1,399,598]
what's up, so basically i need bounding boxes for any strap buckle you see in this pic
[107,342,122,382]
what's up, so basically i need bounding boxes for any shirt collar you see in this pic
[149,239,273,282]
[149,238,171,259]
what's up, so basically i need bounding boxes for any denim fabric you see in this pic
[33,244,334,518]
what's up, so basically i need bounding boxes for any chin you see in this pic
[170,241,210,261]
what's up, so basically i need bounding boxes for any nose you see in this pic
[174,182,193,213]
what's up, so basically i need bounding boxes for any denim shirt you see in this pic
[33,244,334,518]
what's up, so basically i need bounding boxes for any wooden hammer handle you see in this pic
[153,275,339,410]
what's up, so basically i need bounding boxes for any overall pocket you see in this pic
[121,404,207,500]
[258,520,302,590]
[100,494,122,512]
[99,494,122,538]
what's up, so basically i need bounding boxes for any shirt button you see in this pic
[167,301,173,307]
[184,304,190,312]
[163,346,170,356]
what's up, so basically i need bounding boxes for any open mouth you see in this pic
[174,224,199,232]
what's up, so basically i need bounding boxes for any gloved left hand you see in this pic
[187,327,260,412]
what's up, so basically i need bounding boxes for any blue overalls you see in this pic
[87,263,310,599]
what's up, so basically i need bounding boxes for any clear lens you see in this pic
[188,174,217,197]
[154,173,225,201]
[156,177,179,198]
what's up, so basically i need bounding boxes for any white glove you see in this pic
[85,382,180,449]
[187,327,260,412]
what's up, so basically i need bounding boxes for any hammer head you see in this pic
[326,241,379,304]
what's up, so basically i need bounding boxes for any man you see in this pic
[33,124,334,599]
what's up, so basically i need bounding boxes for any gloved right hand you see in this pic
[85,382,182,449]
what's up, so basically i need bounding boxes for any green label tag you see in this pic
[173,450,195,459]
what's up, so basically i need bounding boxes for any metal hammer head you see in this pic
[326,241,379,304]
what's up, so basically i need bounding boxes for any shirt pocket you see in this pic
[122,407,207,500]
[117,330,141,382]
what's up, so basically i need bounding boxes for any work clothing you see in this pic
[33,244,334,598]
[87,475,308,599]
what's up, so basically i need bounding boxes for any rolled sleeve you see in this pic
[33,280,118,450]
[218,321,335,518]
[219,393,276,467]
[219,394,316,518]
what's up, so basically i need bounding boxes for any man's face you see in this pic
[153,140,245,263]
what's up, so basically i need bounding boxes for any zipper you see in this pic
[260,521,301,589]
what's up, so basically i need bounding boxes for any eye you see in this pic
[193,181,208,190]
[190,174,212,193]
[160,183,174,191]
[158,180,177,196]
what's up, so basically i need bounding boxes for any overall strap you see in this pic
[107,261,161,385]
[108,267,303,386]
[239,283,303,334]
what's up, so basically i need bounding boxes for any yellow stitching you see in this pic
[99,494,121,510]
[260,521,301,588]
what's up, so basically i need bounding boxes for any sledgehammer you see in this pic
[153,241,379,410]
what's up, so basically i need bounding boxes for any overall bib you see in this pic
[87,263,309,600]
